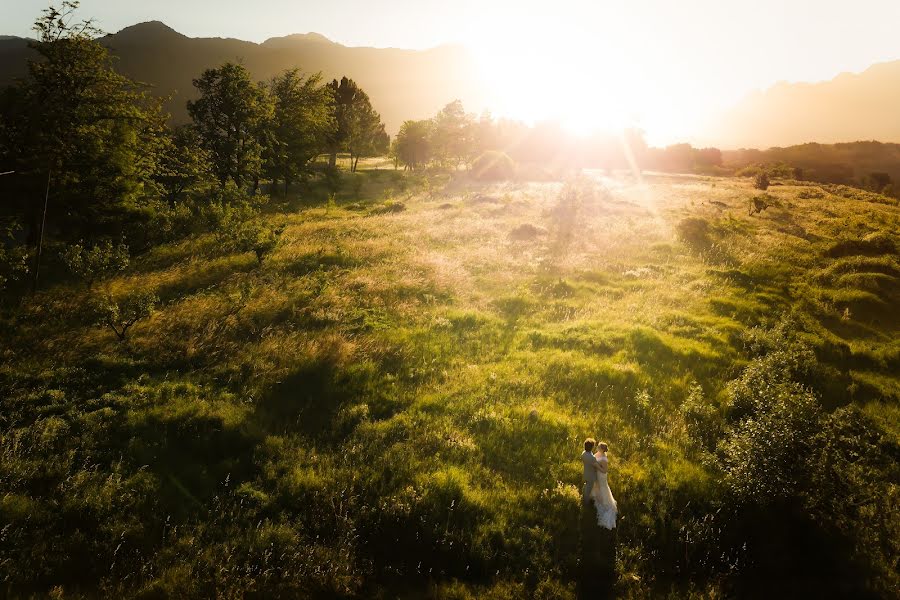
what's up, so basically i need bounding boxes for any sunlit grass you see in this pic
[2,168,898,597]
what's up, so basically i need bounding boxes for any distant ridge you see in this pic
[262,32,338,47]
[703,60,900,149]
[109,21,188,42]
[0,22,486,134]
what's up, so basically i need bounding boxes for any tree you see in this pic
[93,289,158,341]
[0,1,167,245]
[431,100,475,169]
[265,69,333,194]
[188,63,273,189]
[327,77,388,172]
[61,239,129,288]
[393,120,432,171]
[152,126,212,204]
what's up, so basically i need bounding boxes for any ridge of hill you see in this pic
[704,60,900,148]
[0,21,487,134]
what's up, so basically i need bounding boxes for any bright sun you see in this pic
[462,3,682,143]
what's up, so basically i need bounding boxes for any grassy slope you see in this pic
[1,170,898,597]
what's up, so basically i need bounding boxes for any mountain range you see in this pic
[702,60,900,149]
[2,22,900,148]
[0,21,488,135]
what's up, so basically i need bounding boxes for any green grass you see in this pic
[1,171,898,598]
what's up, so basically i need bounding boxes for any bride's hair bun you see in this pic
[598,442,609,452]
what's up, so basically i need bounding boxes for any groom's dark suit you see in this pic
[581,450,602,504]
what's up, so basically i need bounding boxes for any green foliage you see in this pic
[206,190,282,264]
[188,62,273,189]
[61,240,129,287]
[152,125,213,203]
[753,171,770,190]
[394,119,433,170]
[0,1,168,241]
[92,289,158,340]
[327,77,388,172]
[472,151,516,181]
[431,100,477,168]
[265,69,334,189]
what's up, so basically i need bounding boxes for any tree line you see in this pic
[0,1,387,293]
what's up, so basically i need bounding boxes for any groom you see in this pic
[581,437,603,505]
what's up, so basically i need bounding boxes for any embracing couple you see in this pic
[581,438,618,529]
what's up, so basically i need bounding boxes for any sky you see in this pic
[4,0,900,143]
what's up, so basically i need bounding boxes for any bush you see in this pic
[61,240,129,288]
[675,217,711,250]
[472,151,515,181]
[754,171,770,191]
[92,289,158,341]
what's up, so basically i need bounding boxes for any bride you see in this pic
[590,441,618,529]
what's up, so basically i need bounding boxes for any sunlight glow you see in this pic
[462,2,700,145]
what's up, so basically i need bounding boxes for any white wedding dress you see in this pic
[590,454,618,529]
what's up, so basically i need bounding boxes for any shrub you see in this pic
[61,240,129,288]
[93,289,158,341]
[753,171,770,191]
[748,194,773,215]
[472,151,515,181]
[675,217,711,250]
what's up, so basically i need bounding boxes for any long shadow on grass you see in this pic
[278,250,361,277]
[253,357,369,442]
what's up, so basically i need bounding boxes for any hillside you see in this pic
[2,169,898,597]
[704,61,900,148]
[0,22,487,132]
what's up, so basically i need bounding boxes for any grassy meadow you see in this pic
[2,167,898,598]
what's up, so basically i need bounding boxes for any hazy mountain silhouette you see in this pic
[704,61,900,149]
[0,21,487,134]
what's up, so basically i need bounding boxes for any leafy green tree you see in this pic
[393,120,432,171]
[188,63,273,189]
[431,100,475,169]
[265,69,333,194]
[152,126,213,204]
[0,1,167,244]
[93,289,158,341]
[327,77,388,172]
[61,240,129,288]
[347,108,389,173]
